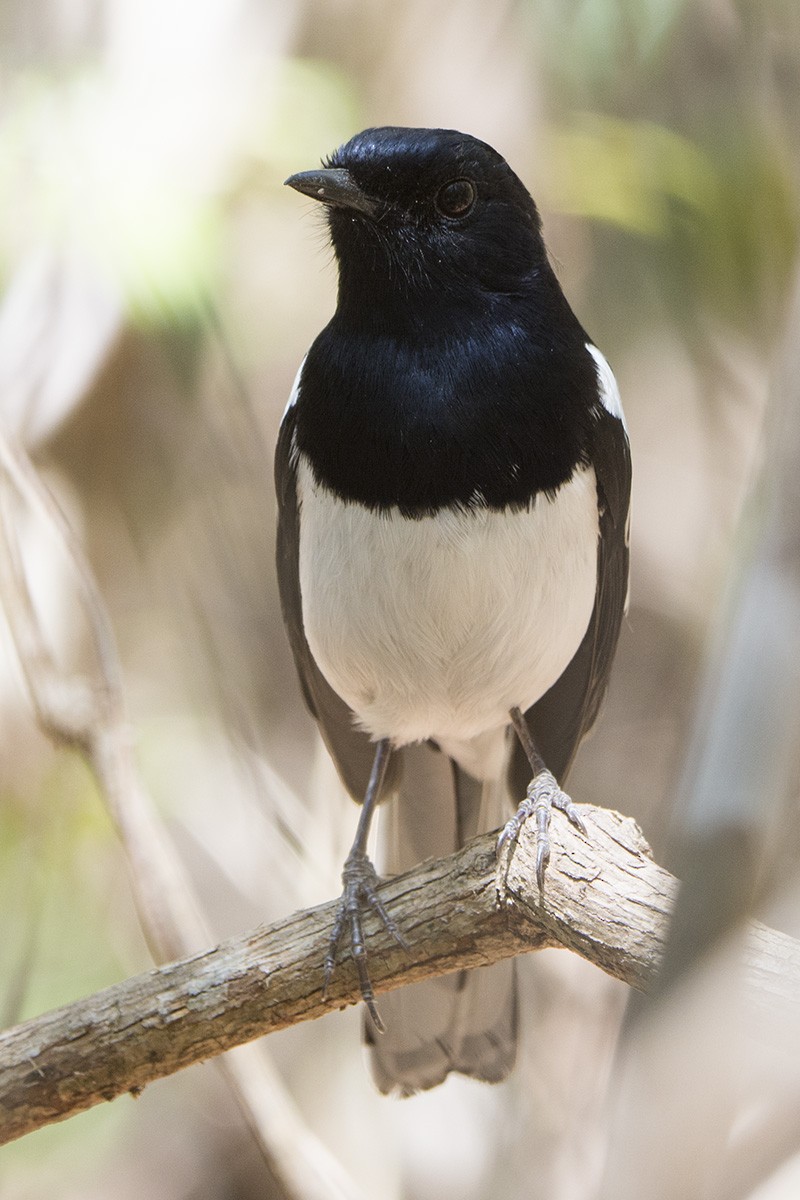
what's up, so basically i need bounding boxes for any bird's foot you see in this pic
[323,848,409,1032]
[498,769,586,891]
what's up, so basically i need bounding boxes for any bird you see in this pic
[277,126,631,1096]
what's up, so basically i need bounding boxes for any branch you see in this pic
[2,805,797,1145]
[0,430,367,1200]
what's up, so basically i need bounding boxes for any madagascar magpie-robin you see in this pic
[278,127,631,1094]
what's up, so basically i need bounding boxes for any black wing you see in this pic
[509,402,631,795]
[275,402,393,802]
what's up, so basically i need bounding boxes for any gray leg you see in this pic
[498,708,587,890]
[324,738,409,1031]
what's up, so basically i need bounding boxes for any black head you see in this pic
[285,126,548,311]
[285,127,600,514]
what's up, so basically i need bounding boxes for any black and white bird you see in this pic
[277,126,631,1095]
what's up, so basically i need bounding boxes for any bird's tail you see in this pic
[367,740,516,1096]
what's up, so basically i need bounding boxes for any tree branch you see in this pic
[0,428,368,1199]
[2,804,797,1145]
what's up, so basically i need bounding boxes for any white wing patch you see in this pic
[586,343,627,430]
[282,355,307,419]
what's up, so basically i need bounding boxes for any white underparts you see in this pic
[296,454,599,780]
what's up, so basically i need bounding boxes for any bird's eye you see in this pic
[435,179,476,218]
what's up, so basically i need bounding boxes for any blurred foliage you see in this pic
[0,67,222,324]
[1,1,800,1197]
[0,760,145,1173]
[253,56,362,179]
[531,0,800,346]
[0,755,138,1025]
[546,114,720,238]
[534,0,691,94]
[0,763,158,1184]
[0,56,359,330]
[0,1082,125,1184]
[0,5,796,346]
[545,112,798,339]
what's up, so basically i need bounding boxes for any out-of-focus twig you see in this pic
[655,275,800,988]
[0,426,366,1200]
[0,805,797,1145]
[600,274,800,1200]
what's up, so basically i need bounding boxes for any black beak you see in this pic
[284,168,377,217]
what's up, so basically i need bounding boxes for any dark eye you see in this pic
[435,179,476,218]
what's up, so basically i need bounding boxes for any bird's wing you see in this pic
[509,400,632,793]
[275,400,386,802]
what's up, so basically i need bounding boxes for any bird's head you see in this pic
[285,126,548,318]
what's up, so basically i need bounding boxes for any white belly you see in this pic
[297,455,598,769]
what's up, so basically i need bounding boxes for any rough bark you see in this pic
[1,806,796,1145]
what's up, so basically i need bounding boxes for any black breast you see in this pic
[294,296,600,518]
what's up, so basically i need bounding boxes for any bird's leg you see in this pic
[498,707,587,890]
[323,738,408,1032]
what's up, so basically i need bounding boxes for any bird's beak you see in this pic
[284,168,378,217]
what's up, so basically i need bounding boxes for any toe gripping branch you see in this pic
[323,847,409,1032]
[498,768,587,890]
[501,708,587,890]
[322,738,408,1031]
[323,714,588,1029]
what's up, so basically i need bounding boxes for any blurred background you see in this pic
[1,1,799,1197]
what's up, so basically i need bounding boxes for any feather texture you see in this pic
[276,126,632,1093]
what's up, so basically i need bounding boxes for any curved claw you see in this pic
[497,769,586,892]
[323,848,408,1030]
